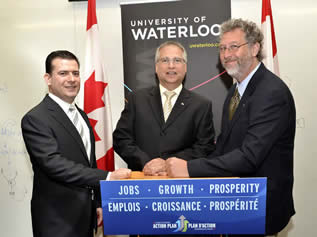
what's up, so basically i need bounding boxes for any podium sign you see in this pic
[100,178,267,235]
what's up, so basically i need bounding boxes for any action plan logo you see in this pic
[153,215,216,233]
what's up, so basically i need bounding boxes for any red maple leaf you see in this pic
[88,118,101,142]
[84,71,108,114]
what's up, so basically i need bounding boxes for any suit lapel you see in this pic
[222,63,266,141]
[163,88,190,130]
[44,95,90,164]
[78,107,95,166]
[149,87,165,128]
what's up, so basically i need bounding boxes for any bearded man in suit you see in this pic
[113,41,215,176]
[21,50,131,237]
[167,19,296,237]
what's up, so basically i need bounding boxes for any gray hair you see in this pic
[155,41,187,63]
[220,18,264,61]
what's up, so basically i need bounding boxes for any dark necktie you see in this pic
[228,88,240,120]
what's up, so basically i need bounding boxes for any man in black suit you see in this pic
[113,41,215,176]
[21,50,131,237]
[167,19,296,237]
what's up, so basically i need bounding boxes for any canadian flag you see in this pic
[84,0,115,171]
[261,0,280,76]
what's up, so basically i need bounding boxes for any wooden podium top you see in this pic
[129,171,169,180]
[128,171,238,180]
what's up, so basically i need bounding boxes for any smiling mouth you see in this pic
[65,86,77,89]
[167,71,177,75]
[225,59,237,64]
[224,61,238,68]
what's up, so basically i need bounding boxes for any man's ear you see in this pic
[44,73,51,86]
[252,42,260,57]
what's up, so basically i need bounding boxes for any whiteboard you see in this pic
[0,0,316,236]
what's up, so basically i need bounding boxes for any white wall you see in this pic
[0,0,315,236]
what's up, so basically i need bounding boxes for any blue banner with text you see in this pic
[100,178,267,235]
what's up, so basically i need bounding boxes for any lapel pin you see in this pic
[181,102,184,106]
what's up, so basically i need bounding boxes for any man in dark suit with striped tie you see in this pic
[21,50,131,237]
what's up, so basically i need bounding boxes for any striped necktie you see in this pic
[69,105,89,159]
[163,91,176,121]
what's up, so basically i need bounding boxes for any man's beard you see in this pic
[222,58,241,79]
[222,55,253,81]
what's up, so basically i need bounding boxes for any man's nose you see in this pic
[69,73,77,81]
[167,60,175,67]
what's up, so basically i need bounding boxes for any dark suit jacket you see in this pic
[113,86,215,170]
[21,95,108,237]
[188,63,296,235]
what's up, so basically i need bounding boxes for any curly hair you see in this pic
[220,18,264,61]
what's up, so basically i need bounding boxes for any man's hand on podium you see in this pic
[109,168,132,180]
[166,157,189,178]
[143,158,167,176]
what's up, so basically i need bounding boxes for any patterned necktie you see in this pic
[228,87,240,120]
[69,105,89,158]
[163,91,176,121]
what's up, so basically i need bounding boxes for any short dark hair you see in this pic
[45,50,80,74]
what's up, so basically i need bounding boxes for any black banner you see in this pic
[120,0,232,135]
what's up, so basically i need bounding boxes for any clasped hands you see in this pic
[143,157,189,178]
[108,157,190,180]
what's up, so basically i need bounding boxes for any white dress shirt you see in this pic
[236,62,261,97]
[159,83,183,109]
[48,93,91,160]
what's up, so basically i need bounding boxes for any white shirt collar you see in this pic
[236,62,261,97]
[48,93,75,114]
[48,93,91,160]
[159,83,183,96]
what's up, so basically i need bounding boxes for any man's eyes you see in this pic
[58,71,79,76]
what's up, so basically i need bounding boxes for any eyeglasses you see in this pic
[158,57,186,65]
[219,42,249,53]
